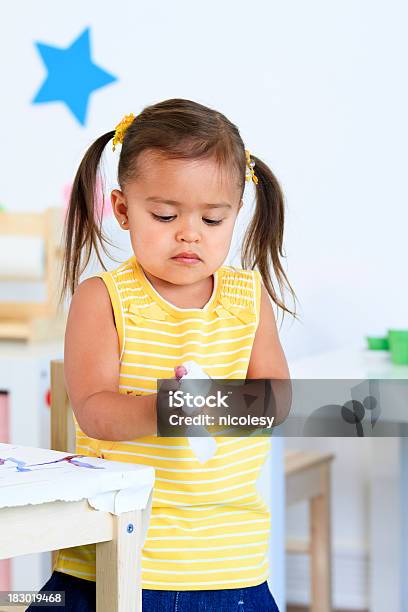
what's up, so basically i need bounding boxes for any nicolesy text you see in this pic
[168,414,275,428]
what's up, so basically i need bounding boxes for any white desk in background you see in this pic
[0,340,63,447]
[0,341,63,590]
[0,443,154,612]
[289,346,408,612]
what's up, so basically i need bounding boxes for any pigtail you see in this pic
[58,131,116,306]
[241,155,298,323]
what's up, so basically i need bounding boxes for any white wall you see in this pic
[1,1,407,608]
[2,0,407,359]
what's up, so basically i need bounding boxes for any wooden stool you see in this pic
[50,359,78,571]
[285,450,334,612]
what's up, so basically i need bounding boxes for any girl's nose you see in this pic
[175,221,201,243]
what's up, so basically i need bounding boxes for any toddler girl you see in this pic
[31,98,296,611]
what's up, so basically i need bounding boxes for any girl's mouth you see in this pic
[171,252,202,264]
[171,256,202,265]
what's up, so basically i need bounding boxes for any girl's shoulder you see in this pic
[219,264,262,295]
[96,256,136,283]
[92,256,142,305]
[217,264,262,324]
[221,263,261,280]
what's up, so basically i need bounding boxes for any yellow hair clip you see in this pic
[112,113,135,152]
[245,149,258,185]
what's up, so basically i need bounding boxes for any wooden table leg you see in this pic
[310,463,332,612]
[96,509,143,612]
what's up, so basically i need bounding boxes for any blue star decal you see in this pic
[32,27,117,126]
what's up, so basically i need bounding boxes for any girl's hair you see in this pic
[60,98,297,320]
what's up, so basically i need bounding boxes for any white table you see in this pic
[289,346,408,612]
[0,443,155,611]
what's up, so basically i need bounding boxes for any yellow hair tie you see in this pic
[245,149,258,185]
[112,113,135,151]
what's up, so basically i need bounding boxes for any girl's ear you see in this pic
[111,189,127,218]
[111,189,128,227]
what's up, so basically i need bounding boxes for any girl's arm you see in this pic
[247,284,290,379]
[246,284,292,425]
[64,278,157,441]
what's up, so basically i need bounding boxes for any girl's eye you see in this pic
[152,214,222,225]
[152,214,175,222]
[203,218,223,225]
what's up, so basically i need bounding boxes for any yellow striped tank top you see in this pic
[54,255,271,591]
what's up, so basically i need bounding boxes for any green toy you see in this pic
[388,330,408,365]
[366,336,389,350]
[366,331,408,365]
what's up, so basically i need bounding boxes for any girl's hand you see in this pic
[156,377,188,437]
[174,365,188,379]
[157,377,181,415]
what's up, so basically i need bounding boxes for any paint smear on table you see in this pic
[0,454,105,472]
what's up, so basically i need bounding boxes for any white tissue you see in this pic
[178,361,217,464]
[178,360,213,416]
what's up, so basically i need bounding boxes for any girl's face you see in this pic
[111,150,243,286]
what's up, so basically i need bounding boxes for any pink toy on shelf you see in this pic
[0,559,11,593]
[63,177,113,220]
[0,392,10,591]
[0,391,9,444]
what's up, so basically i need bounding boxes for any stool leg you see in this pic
[96,509,143,612]
[310,464,332,612]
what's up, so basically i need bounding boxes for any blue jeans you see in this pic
[27,570,280,611]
